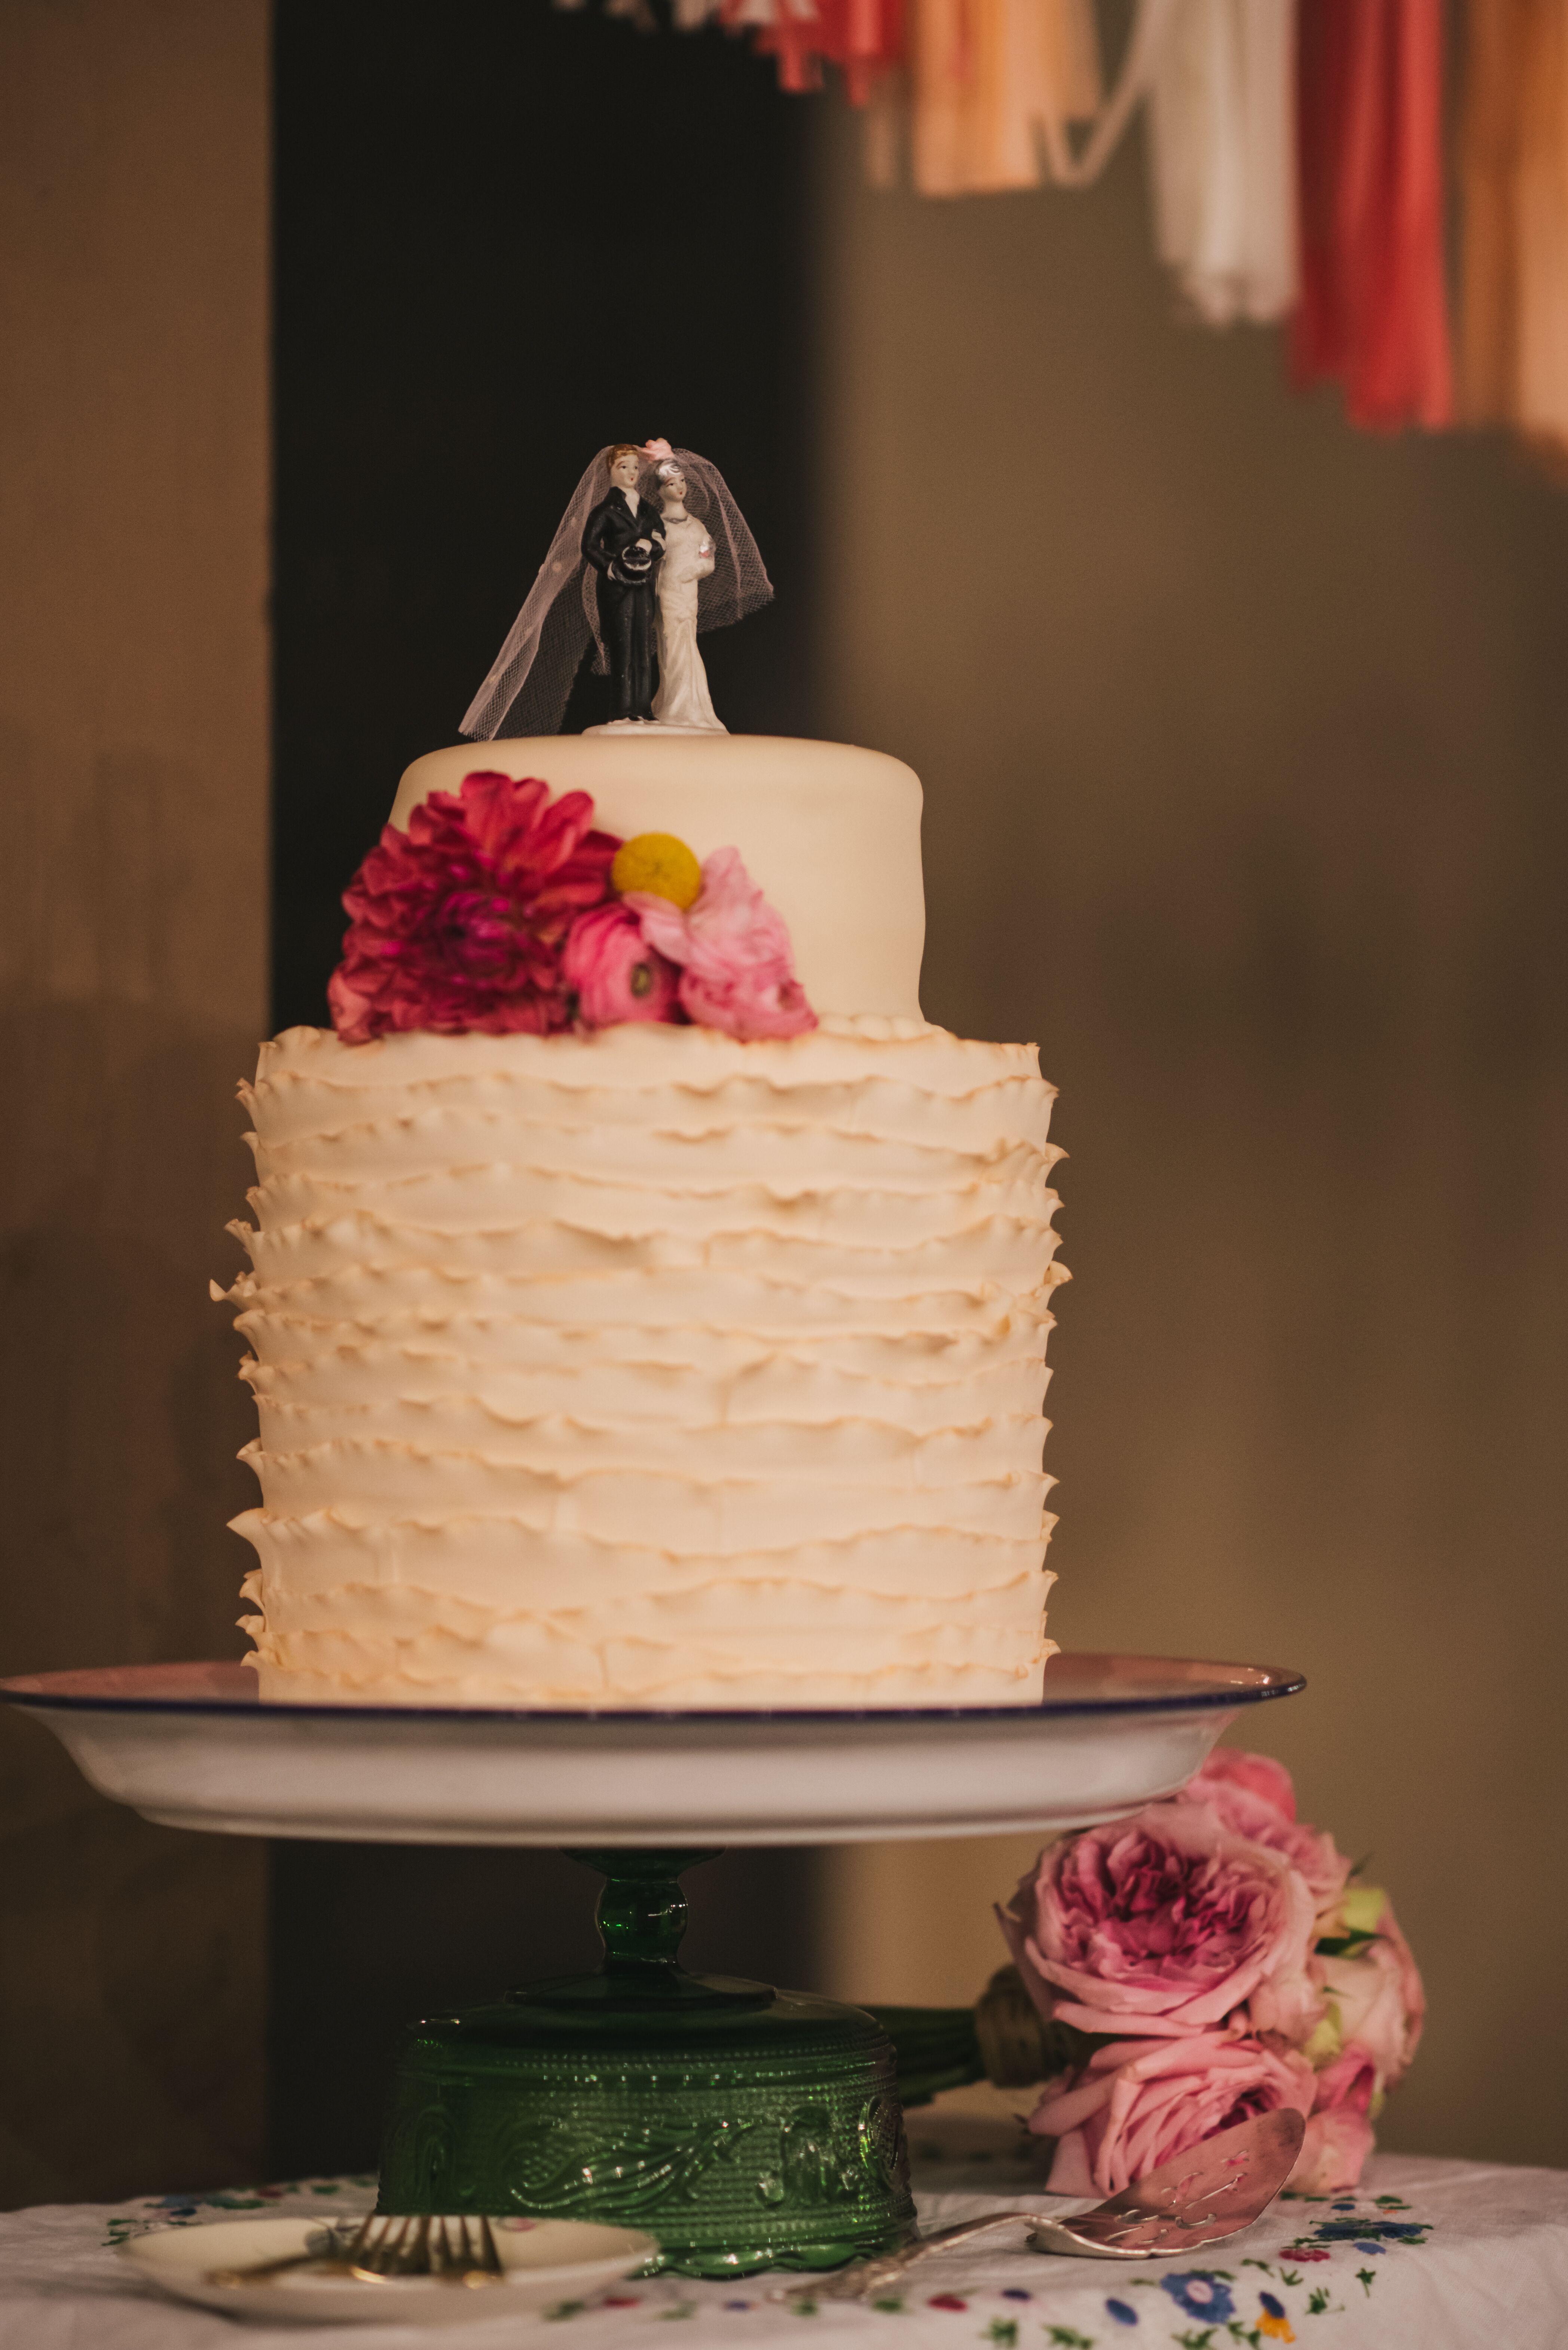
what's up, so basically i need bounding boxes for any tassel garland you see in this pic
[1290,0,1452,431]
[562,0,1568,466]
[1458,0,1568,465]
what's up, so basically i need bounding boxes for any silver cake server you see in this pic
[777,2106,1305,2304]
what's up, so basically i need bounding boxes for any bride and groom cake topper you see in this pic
[460,439,771,741]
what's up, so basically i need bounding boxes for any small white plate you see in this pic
[119,2213,657,2326]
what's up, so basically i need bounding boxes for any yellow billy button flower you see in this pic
[611,832,703,908]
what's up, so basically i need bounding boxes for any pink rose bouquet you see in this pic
[328,772,815,1046]
[1000,1749,1423,2196]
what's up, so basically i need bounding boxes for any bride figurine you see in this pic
[459,440,771,741]
[651,458,724,732]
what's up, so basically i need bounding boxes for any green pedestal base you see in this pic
[375,1850,915,2276]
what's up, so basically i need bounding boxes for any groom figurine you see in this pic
[581,443,665,721]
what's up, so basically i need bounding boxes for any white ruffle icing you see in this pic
[221,1017,1067,1707]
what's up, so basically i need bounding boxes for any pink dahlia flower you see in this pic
[562,901,681,1027]
[328,771,620,1043]
[627,847,816,1040]
[1030,2031,1316,2198]
[1184,1752,1352,1920]
[999,1799,1318,2042]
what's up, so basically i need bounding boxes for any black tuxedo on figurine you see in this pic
[581,486,666,720]
[459,440,770,743]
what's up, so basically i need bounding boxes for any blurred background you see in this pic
[2,0,1564,2208]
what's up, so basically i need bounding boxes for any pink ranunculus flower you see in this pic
[626,847,816,1041]
[999,1800,1320,2044]
[562,901,681,1027]
[1310,1895,1425,2092]
[1183,1752,1352,1921]
[328,772,621,1043]
[1030,2032,1317,2198]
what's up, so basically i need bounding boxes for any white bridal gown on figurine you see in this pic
[652,513,725,732]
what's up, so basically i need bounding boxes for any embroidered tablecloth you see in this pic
[2,2108,1564,2349]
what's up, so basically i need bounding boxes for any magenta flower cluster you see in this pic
[329,770,815,1046]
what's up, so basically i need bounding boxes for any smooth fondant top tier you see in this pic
[390,734,926,1021]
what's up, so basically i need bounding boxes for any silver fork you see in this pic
[776,2108,1305,2304]
[206,2210,505,2288]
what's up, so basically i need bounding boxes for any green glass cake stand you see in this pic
[377,1847,912,2274]
[0,1653,1305,2275]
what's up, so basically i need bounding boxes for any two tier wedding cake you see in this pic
[218,451,1066,1710]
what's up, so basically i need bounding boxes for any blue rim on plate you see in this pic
[0,1654,1306,1725]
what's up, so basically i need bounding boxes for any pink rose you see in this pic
[627,847,816,1040]
[1310,1896,1425,2092]
[1030,2032,1317,2198]
[1289,1896,1423,2189]
[328,772,620,1043]
[1293,2104,1377,2194]
[1184,1752,1352,1920]
[1189,1748,1299,1821]
[562,901,680,1027]
[999,1800,1318,2043]
[1290,2047,1380,2191]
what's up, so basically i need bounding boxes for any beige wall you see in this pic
[0,0,270,2201]
[813,107,1568,2169]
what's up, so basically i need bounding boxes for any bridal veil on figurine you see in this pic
[460,440,771,739]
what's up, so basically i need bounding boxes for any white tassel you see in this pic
[1146,0,1296,324]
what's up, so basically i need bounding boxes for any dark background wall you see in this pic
[0,0,269,2205]
[810,96,1568,2170]
[271,0,819,1029]
[268,0,824,2178]
[7,0,1564,2205]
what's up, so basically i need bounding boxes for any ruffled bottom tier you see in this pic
[220,1017,1067,1708]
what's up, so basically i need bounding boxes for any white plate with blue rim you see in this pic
[0,1652,1306,1847]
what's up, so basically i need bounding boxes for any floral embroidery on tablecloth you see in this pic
[1160,2271,1235,2320]
[92,2171,1442,2341]
[101,2176,376,2246]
